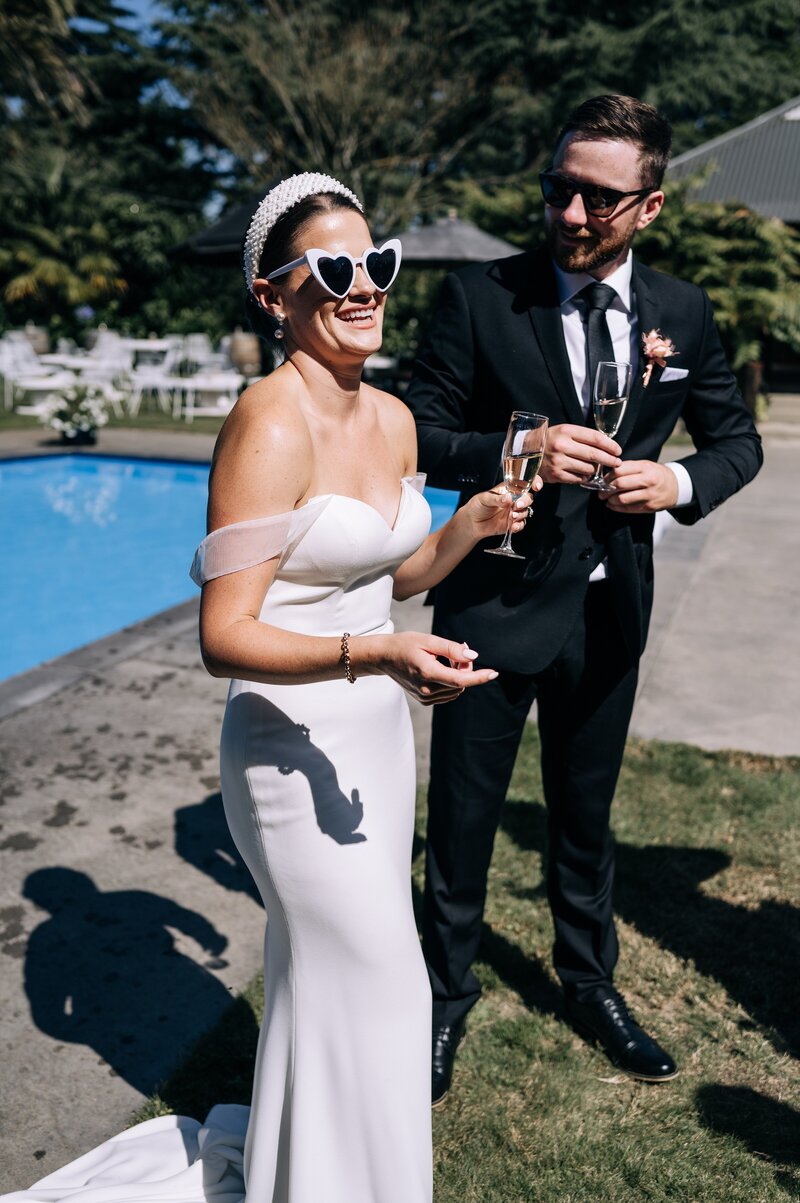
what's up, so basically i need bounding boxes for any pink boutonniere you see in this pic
[641,328,678,387]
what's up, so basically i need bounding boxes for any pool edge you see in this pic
[0,598,200,722]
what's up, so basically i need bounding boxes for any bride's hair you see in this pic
[245,192,364,342]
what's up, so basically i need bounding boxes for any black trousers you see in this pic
[422,582,640,1027]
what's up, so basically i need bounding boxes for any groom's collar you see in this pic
[552,250,634,312]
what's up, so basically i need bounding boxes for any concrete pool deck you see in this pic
[1,407,798,1188]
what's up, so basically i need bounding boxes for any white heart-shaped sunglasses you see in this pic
[266,238,402,299]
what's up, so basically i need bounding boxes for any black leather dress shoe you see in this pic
[565,987,678,1082]
[431,1019,467,1109]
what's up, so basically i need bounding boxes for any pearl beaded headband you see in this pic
[242,172,363,295]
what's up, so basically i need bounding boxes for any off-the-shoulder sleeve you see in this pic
[403,472,427,493]
[189,498,331,586]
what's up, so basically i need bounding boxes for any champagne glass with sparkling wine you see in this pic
[580,360,633,493]
[485,411,549,559]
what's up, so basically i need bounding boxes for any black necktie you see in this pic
[580,282,616,415]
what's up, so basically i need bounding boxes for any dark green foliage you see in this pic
[0,0,241,339]
[0,0,88,117]
[2,0,799,349]
[155,0,800,215]
[636,181,800,370]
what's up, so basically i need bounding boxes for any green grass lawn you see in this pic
[0,405,227,437]
[136,727,799,1202]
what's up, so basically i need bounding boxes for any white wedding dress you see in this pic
[3,478,433,1203]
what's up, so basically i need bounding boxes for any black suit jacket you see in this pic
[405,247,762,672]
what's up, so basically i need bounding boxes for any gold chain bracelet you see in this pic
[340,632,356,684]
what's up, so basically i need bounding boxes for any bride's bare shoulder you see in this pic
[209,366,312,521]
[216,367,311,457]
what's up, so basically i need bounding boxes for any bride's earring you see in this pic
[274,312,286,341]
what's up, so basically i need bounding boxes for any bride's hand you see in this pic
[354,632,498,706]
[464,479,542,542]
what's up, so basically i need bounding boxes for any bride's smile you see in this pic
[336,305,377,327]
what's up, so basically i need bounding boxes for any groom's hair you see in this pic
[554,95,673,189]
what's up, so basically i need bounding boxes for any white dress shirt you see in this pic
[551,252,693,580]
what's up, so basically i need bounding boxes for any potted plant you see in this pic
[39,383,110,445]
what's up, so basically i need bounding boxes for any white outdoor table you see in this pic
[120,339,174,352]
[177,373,244,422]
[39,354,93,371]
[120,339,176,368]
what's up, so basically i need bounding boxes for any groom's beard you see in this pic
[546,220,635,274]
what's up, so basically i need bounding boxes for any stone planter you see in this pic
[24,323,50,355]
[230,329,261,376]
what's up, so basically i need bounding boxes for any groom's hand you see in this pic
[540,424,621,484]
[603,460,679,512]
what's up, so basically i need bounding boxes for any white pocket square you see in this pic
[660,367,688,382]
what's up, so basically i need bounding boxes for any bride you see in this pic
[3,173,537,1203]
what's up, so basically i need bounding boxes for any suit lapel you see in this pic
[524,257,585,426]
[616,262,660,449]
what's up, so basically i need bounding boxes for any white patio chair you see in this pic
[126,347,184,416]
[181,371,244,423]
[71,363,130,417]
[2,339,52,376]
[91,330,123,354]
[12,371,78,414]
[182,332,226,372]
[76,351,134,418]
[1,342,73,409]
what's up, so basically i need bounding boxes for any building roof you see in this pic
[667,95,800,223]
[391,214,518,266]
[172,196,263,266]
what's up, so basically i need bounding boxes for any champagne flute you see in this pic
[580,360,633,493]
[485,411,549,559]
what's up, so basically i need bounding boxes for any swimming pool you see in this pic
[2,455,458,681]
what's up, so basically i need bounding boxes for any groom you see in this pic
[405,94,762,1103]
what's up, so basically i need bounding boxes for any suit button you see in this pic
[578,546,593,560]
[457,474,478,484]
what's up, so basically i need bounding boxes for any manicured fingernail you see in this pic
[488,671,499,680]
[462,644,479,659]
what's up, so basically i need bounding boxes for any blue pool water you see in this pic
[2,455,458,681]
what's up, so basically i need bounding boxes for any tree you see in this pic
[0,147,126,321]
[4,0,799,348]
[0,0,242,340]
[636,182,800,411]
[0,0,87,118]
[477,0,800,170]
[155,0,800,224]
[0,138,244,340]
[157,0,529,230]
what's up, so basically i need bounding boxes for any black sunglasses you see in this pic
[539,171,652,218]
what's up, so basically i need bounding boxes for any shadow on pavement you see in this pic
[23,867,236,1096]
